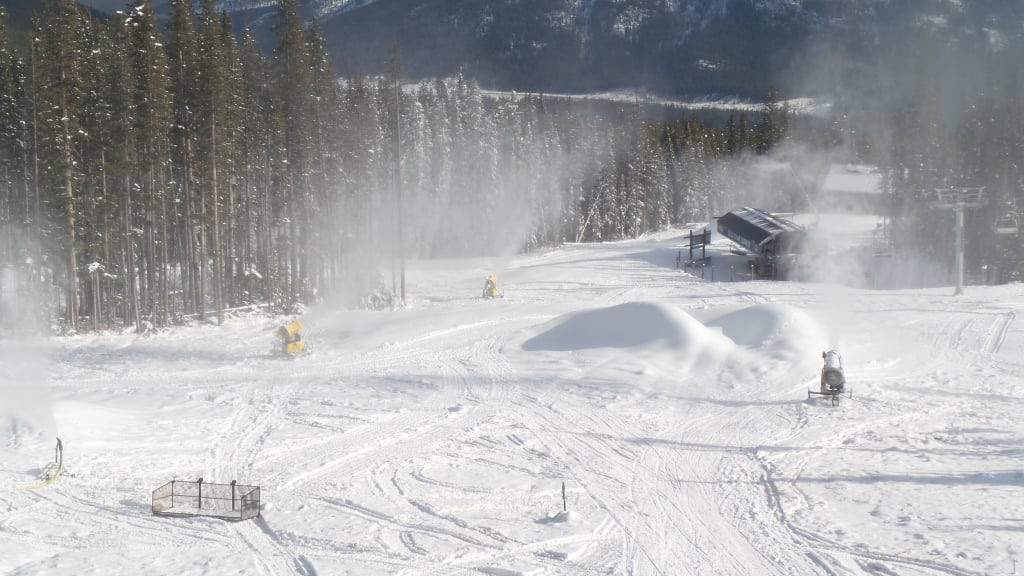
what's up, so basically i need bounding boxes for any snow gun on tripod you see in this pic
[808,350,852,406]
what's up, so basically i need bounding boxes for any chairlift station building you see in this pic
[716,207,806,279]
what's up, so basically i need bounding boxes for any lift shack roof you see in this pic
[716,207,805,255]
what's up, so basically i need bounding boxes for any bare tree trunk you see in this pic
[226,173,236,308]
[142,161,156,323]
[96,149,108,331]
[240,172,252,305]
[123,172,137,330]
[198,152,208,322]
[61,93,78,333]
[182,135,196,317]
[101,149,114,328]
[211,107,223,325]
[29,40,42,328]
[159,162,170,326]
[172,164,186,322]
[261,143,273,307]
[287,175,297,309]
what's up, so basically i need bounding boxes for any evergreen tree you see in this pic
[305,18,344,296]
[416,78,452,257]
[755,86,787,154]
[36,0,93,333]
[0,7,30,330]
[0,8,27,266]
[273,0,315,308]
[197,0,229,324]
[639,126,670,233]
[126,0,172,328]
[165,0,202,320]
[237,30,277,307]
[77,16,120,331]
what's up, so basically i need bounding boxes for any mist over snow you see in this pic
[0,339,57,490]
[1,213,1021,575]
[0,263,57,490]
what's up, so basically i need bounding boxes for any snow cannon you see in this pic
[808,349,851,405]
[482,275,502,299]
[820,350,845,393]
[276,320,305,356]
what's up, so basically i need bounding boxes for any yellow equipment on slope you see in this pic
[277,320,305,355]
[482,275,502,299]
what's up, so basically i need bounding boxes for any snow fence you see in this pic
[152,478,260,521]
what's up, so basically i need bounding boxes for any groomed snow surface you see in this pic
[1,214,1022,575]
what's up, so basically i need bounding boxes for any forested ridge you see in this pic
[0,0,791,334]
[0,0,1021,335]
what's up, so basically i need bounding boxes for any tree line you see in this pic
[23,0,1024,336]
[1,0,794,335]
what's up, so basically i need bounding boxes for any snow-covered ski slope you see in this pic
[2,214,1022,576]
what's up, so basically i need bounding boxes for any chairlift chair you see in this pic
[995,214,1019,236]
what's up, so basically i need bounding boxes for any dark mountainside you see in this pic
[224,0,836,97]
[9,1,1021,100]
[198,0,1023,99]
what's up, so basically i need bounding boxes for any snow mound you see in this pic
[707,303,823,350]
[704,303,829,378]
[522,301,725,352]
[519,301,737,380]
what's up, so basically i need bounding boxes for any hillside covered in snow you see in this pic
[2,214,1022,575]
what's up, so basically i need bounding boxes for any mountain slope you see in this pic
[3,218,1022,575]
[63,0,1024,98]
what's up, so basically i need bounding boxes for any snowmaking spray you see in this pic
[0,267,61,492]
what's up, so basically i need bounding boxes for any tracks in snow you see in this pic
[209,320,529,573]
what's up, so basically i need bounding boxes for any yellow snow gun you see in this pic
[482,275,502,298]
[277,320,305,356]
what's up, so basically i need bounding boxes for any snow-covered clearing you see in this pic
[2,214,1022,576]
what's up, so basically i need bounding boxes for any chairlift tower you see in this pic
[933,187,985,295]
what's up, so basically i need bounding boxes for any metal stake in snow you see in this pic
[933,187,985,296]
[562,481,567,512]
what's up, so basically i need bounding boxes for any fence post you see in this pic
[197,477,203,509]
[231,480,236,511]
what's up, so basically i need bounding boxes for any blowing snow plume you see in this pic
[0,266,57,488]
[0,338,58,489]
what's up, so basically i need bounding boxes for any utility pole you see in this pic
[933,187,985,295]
[391,43,405,305]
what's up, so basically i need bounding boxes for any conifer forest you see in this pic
[0,0,1021,334]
